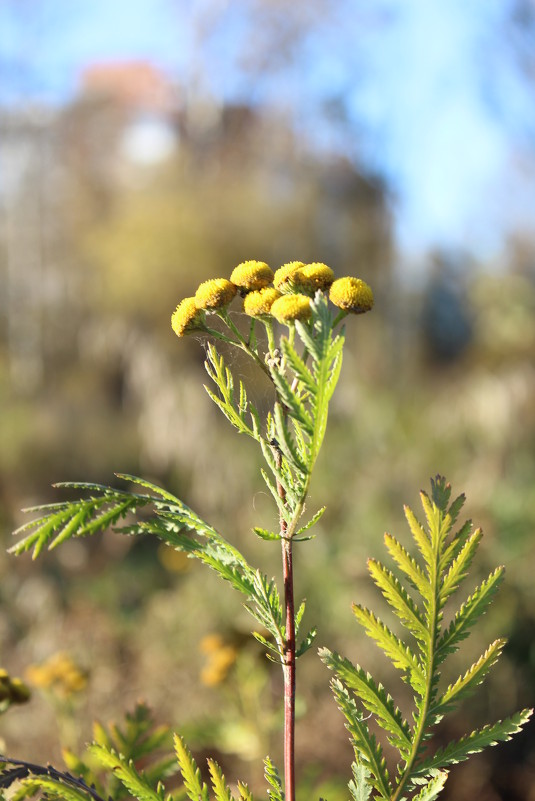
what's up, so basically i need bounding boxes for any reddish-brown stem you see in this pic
[281,536,296,801]
[272,442,296,801]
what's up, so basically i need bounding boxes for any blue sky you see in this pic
[1,0,534,259]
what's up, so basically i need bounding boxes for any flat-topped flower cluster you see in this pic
[171,260,374,337]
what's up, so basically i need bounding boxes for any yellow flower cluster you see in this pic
[25,652,87,698]
[171,259,374,337]
[199,634,238,687]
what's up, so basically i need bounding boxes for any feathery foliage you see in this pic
[321,475,533,799]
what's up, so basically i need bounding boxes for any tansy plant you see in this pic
[2,260,531,801]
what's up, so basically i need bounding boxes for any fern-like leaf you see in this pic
[435,567,505,664]
[237,780,256,801]
[327,477,531,801]
[383,534,429,600]
[89,745,165,801]
[438,529,482,606]
[13,777,91,801]
[330,679,391,800]
[403,504,434,578]
[270,369,314,437]
[367,559,429,647]
[432,639,506,715]
[10,485,152,559]
[415,709,533,774]
[410,771,448,801]
[264,757,284,801]
[348,762,372,801]
[174,735,209,801]
[279,339,316,391]
[204,343,258,439]
[207,759,235,801]
[321,650,411,757]
[351,605,425,694]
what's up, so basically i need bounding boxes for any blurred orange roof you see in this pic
[80,60,177,112]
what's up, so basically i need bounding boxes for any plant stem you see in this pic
[272,441,296,801]
[282,536,296,801]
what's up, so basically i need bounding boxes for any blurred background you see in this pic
[1,1,535,799]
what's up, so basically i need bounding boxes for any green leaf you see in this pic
[436,567,505,663]
[89,745,165,801]
[294,600,306,634]
[320,649,411,757]
[432,639,506,715]
[420,490,443,550]
[296,627,317,657]
[11,487,151,559]
[439,519,474,576]
[174,734,209,801]
[280,338,316,391]
[416,709,533,773]
[247,571,284,641]
[253,527,281,541]
[237,780,256,801]
[263,757,284,801]
[438,529,482,606]
[383,533,429,599]
[348,762,372,801]
[273,402,308,474]
[410,771,448,801]
[270,368,314,436]
[351,604,425,694]
[367,559,429,646]
[207,759,234,801]
[403,504,434,577]
[204,344,257,439]
[252,631,279,656]
[294,506,326,538]
[259,439,299,506]
[196,550,255,599]
[330,679,391,800]
[429,475,452,511]
[16,777,90,801]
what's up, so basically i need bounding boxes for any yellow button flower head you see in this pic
[195,278,237,310]
[243,287,282,317]
[273,261,305,293]
[230,260,274,293]
[329,277,374,314]
[171,297,205,337]
[293,262,335,293]
[25,652,87,697]
[199,634,238,687]
[271,293,312,324]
